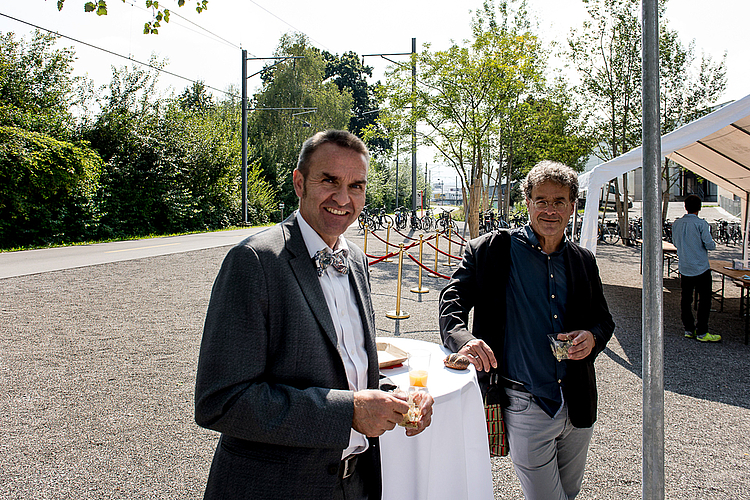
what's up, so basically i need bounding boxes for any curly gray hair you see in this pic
[522,160,578,202]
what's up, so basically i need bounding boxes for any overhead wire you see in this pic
[0,11,238,98]
[1,2,410,99]
[244,0,332,53]
[121,0,242,52]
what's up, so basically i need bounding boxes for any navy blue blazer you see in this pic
[439,229,615,428]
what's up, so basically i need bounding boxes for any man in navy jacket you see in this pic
[440,161,615,500]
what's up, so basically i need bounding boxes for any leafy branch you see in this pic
[55,0,209,34]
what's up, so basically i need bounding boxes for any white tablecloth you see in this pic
[377,337,494,500]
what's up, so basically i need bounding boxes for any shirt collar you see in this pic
[516,223,568,255]
[296,210,349,259]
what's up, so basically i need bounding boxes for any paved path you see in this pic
[0,228,268,279]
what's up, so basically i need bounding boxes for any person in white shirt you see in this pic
[195,130,433,500]
[672,194,719,342]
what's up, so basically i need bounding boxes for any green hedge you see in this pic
[0,125,103,248]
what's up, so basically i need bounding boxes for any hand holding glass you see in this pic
[397,386,429,429]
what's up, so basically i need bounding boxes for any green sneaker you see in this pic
[697,332,721,342]
[684,330,697,339]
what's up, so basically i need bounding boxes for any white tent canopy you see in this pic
[578,93,750,255]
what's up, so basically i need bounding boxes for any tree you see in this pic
[248,33,353,213]
[568,0,727,237]
[0,30,79,139]
[567,0,642,242]
[659,22,726,217]
[0,30,104,248]
[323,51,388,153]
[493,89,593,213]
[54,0,208,34]
[84,61,266,237]
[178,81,215,112]
[382,0,547,237]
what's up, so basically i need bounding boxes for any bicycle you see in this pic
[436,208,459,234]
[713,219,741,245]
[358,205,373,231]
[373,207,393,231]
[566,220,582,242]
[394,206,408,230]
[628,216,642,242]
[508,210,527,228]
[421,208,434,232]
[478,210,499,235]
[662,219,672,243]
[599,220,620,244]
[410,209,422,230]
[728,221,743,244]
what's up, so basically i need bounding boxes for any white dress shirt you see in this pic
[296,212,370,458]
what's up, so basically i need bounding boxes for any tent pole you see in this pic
[642,0,664,499]
[744,192,749,267]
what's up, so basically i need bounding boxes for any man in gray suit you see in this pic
[195,130,433,500]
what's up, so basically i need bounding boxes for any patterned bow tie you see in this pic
[313,248,349,276]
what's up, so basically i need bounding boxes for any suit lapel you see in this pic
[284,218,340,349]
[284,215,379,388]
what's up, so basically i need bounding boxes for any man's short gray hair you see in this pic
[296,130,369,177]
[522,160,579,202]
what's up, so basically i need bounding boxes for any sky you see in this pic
[1,0,748,188]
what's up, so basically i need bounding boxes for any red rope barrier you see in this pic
[407,253,452,279]
[445,230,467,243]
[368,229,405,249]
[441,236,466,250]
[435,228,467,246]
[367,250,399,265]
[391,227,428,242]
[366,240,420,266]
[424,239,463,260]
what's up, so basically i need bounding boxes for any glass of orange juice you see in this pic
[408,349,431,388]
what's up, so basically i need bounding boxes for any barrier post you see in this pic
[410,235,429,294]
[384,223,393,262]
[363,224,369,255]
[433,233,440,277]
[386,244,410,319]
[444,225,456,267]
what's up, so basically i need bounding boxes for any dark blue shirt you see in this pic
[502,225,568,417]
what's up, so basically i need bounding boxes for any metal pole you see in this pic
[425,162,429,211]
[386,244,410,319]
[395,138,399,210]
[641,1,664,499]
[241,49,248,224]
[411,37,417,212]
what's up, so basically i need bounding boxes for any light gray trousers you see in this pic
[503,388,594,500]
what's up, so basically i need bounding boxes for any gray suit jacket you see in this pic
[195,215,381,499]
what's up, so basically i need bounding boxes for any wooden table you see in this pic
[637,240,679,277]
[709,260,750,344]
[663,241,679,277]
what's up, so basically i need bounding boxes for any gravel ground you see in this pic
[1,224,749,499]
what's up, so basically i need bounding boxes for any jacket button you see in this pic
[328,464,339,475]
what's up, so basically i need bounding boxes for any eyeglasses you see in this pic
[531,199,570,212]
